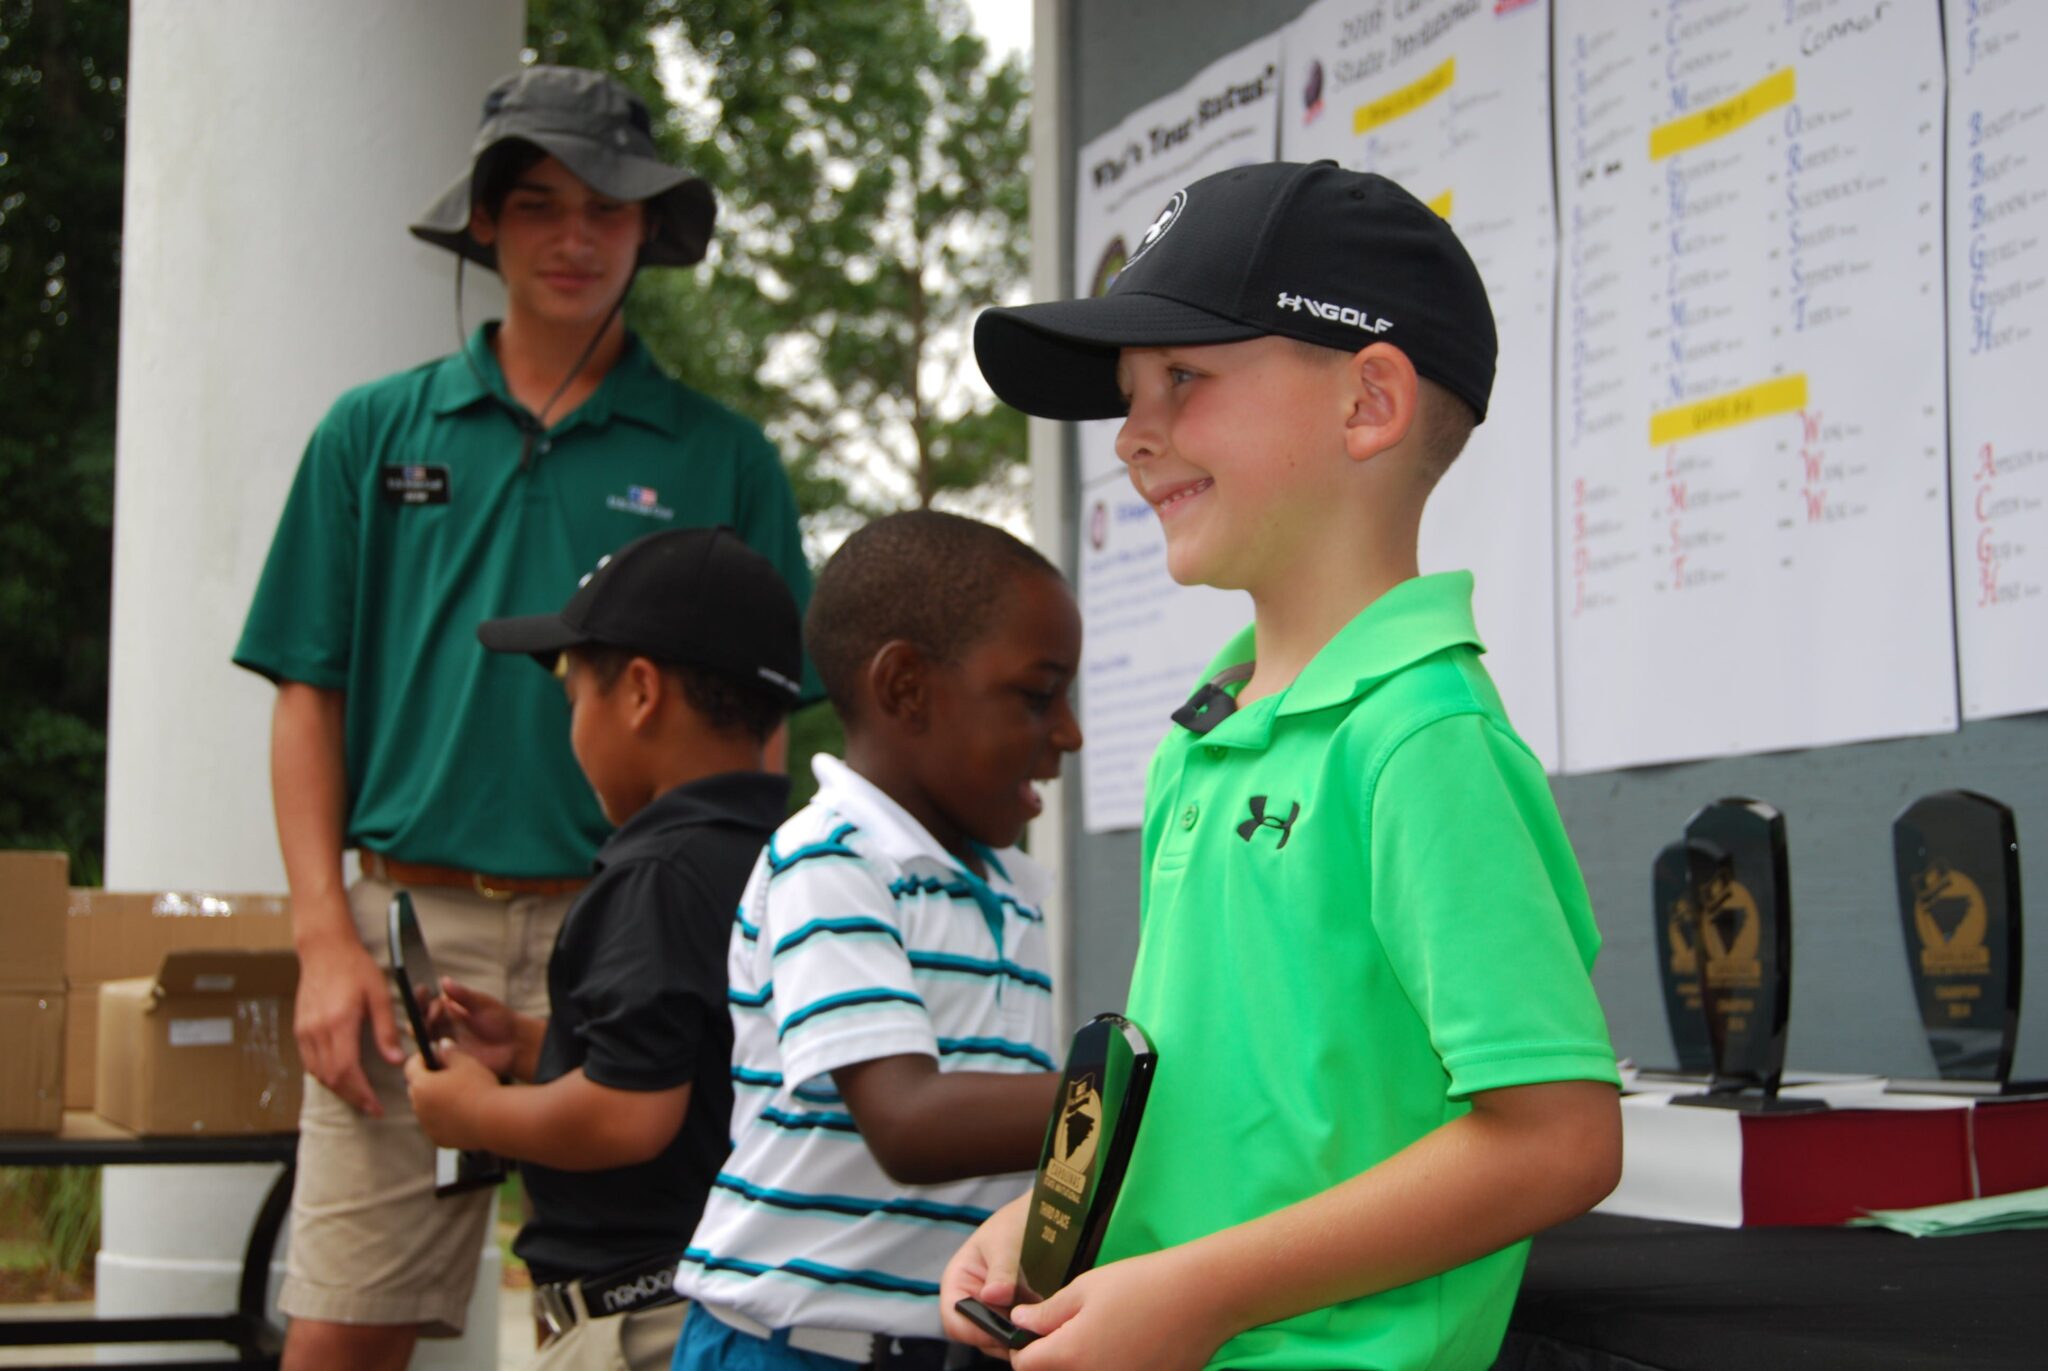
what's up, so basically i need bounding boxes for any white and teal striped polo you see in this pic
[673,754,1054,1338]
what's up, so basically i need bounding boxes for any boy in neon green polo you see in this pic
[944,162,1622,1371]
[234,68,813,1371]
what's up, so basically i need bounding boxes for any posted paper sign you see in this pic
[1281,0,1562,769]
[1553,0,1956,772]
[1947,2,2048,720]
[1071,38,1278,832]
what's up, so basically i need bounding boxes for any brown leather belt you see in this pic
[359,850,588,901]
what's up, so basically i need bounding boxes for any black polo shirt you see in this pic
[514,769,788,1283]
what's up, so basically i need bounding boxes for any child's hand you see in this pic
[402,1043,497,1150]
[1009,1248,1233,1371]
[433,978,520,1079]
[940,1192,1032,1354]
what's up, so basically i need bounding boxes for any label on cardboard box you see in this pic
[168,1017,235,1047]
[192,974,236,992]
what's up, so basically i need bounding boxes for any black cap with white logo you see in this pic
[477,527,804,704]
[975,160,1497,422]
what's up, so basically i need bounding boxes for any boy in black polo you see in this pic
[403,526,801,1371]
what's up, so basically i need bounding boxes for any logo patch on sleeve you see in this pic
[380,464,450,505]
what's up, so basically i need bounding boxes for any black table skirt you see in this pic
[1498,1212,2047,1371]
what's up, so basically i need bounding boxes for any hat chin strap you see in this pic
[453,255,636,468]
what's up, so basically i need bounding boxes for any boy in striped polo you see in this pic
[673,511,1083,1371]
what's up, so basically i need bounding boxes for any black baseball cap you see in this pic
[411,66,716,270]
[975,160,1497,422]
[477,527,803,704]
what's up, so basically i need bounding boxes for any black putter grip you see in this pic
[954,1298,1038,1350]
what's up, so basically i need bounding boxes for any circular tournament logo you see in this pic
[1091,236,1128,298]
[1303,59,1325,125]
[1124,189,1187,269]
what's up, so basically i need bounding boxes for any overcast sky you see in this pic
[964,0,1031,64]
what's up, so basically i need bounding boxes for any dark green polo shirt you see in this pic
[235,327,816,877]
[1102,572,1618,1371]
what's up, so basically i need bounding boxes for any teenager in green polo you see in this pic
[944,162,1622,1371]
[234,67,812,1371]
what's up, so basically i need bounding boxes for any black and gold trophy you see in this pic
[1673,799,1823,1112]
[1888,791,2045,1096]
[1649,840,1715,1077]
[956,1013,1156,1349]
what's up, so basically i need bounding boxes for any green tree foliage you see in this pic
[0,0,125,881]
[528,0,1031,543]
[526,1,1032,804]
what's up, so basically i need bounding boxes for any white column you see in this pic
[102,6,523,1369]
[105,0,521,893]
[1027,0,1074,1037]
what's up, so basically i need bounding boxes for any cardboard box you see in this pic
[0,989,64,1134]
[64,890,294,1109]
[0,851,69,991]
[94,949,301,1136]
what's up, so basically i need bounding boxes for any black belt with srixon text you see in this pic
[533,1252,684,1339]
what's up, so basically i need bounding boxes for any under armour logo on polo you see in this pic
[1237,796,1300,848]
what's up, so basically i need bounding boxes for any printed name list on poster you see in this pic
[1553,0,1955,773]
[1072,37,1279,833]
[1948,1,2048,720]
[1282,0,1562,769]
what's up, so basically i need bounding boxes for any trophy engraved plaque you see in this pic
[1673,799,1822,1112]
[1889,791,2043,1096]
[956,1013,1156,1349]
[1652,840,1715,1076]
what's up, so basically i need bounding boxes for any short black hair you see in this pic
[806,510,1063,721]
[572,646,790,745]
[472,139,550,219]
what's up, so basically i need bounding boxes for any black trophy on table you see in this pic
[1645,839,1716,1080]
[1672,798,1824,1113]
[389,893,507,1196]
[1887,790,2045,1096]
[956,1014,1156,1350]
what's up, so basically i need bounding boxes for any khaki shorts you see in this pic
[279,875,571,1335]
[532,1299,689,1371]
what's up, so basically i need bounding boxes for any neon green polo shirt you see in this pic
[234,326,817,878]
[1100,572,1618,1371]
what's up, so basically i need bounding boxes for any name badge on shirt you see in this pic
[380,464,451,506]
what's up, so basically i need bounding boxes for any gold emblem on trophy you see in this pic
[1667,893,1699,978]
[1698,870,1761,989]
[1041,1074,1104,1206]
[1912,862,1992,976]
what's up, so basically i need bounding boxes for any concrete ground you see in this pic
[498,1282,537,1367]
[0,1285,537,1367]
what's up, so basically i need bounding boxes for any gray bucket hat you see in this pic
[409,66,716,270]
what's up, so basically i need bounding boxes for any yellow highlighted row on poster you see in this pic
[1649,374,1809,446]
[1649,67,1795,160]
[1353,58,1454,135]
[1425,189,1453,219]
